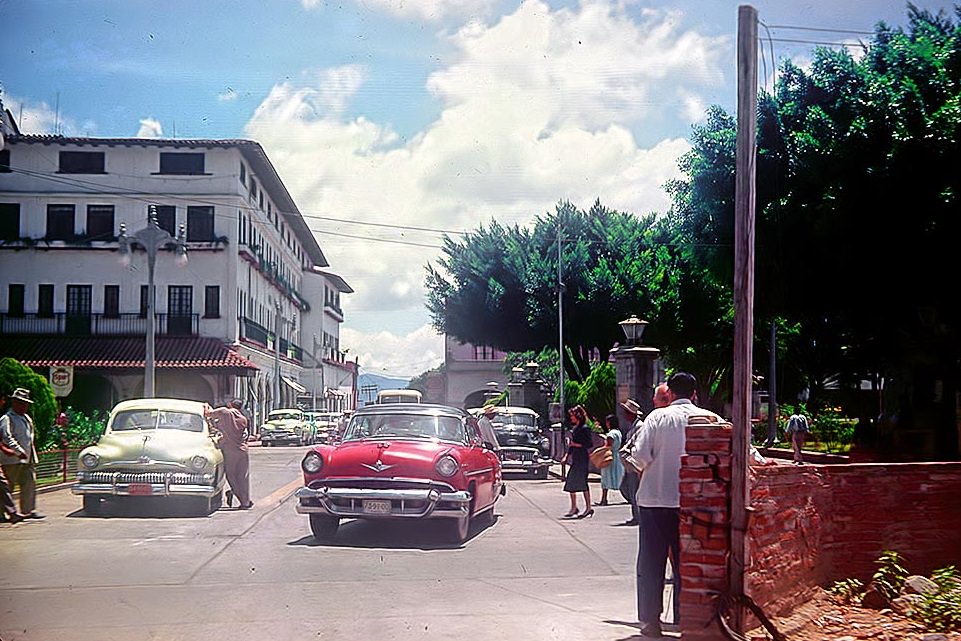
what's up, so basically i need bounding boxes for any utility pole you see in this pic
[557,221,566,477]
[767,320,778,446]
[731,4,758,633]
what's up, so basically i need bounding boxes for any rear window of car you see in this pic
[343,414,464,443]
[111,410,205,432]
[492,413,536,428]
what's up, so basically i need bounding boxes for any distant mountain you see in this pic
[357,372,411,405]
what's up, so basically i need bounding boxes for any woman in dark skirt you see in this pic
[562,405,594,519]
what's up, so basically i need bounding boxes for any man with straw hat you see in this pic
[0,388,43,519]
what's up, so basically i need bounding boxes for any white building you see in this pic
[0,103,356,425]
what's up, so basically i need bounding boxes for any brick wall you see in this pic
[749,462,961,615]
[678,417,961,639]
[679,420,732,640]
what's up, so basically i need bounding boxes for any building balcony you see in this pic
[238,316,303,363]
[0,312,199,337]
[323,301,344,322]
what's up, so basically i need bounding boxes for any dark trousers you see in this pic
[619,471,640,523]
[636,506,679,624]
[0,465,18,519]
[222,446,251,506]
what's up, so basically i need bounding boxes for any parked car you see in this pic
[470,406,553,478]
[260,408,314,446]
[72,398,225,515]
[294,403,505,543]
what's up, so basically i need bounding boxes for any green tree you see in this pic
[667,6,961,426]
[426,201,730,399]
[0,357,58,449]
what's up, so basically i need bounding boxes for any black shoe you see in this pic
[238,501,254,510]
[562,508,579,518]
[8,513,25,524]
[576,508,594,520]
[639,621,663,638]
[225,490,234,507]
[621,519,639,526]
[26,512,45,520]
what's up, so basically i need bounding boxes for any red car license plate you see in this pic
[128,483,153,496]
[362,500,391,514]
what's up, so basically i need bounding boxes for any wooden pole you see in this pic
[731,4,758,633]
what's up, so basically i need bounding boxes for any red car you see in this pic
[295,403,505,543]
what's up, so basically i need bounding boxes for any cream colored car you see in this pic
[72,398,225,515]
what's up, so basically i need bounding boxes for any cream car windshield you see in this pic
[343,414,465,443]
[111,409,205,433]
[269,411,301,421]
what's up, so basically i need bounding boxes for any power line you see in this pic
[768,37,867,48]
[763,24,874,36]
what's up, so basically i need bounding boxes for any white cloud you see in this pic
[301,0,496,22]
[136,117,163,138]
[341,323,445,377]
[245,1,729,372]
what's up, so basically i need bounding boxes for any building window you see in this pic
[153,205,176,236]
[0,203,20,240]
[86,205,115,241]
[204,285,220,318]
[139,285,149,318]
[240,162,246,186]
[8,284,25,317]
[38,284,54,318]
[0,149,10,173]
[158,152,205,175]
[104,285,120,318]
[186,206,214,241]
[59,151,105,174]
[46,204,76,240]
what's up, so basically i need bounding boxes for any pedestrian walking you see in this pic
[0,388,44,520]
[786,408,810,464]
[596,414,624,506]
[631,372,719,638]
[561,405,594,519]
[0,395,25,524]
[206,400,253,509]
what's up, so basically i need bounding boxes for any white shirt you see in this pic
[631,398,719,508]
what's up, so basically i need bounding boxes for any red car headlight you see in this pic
[302,451,323,474]
[435,454,459,478]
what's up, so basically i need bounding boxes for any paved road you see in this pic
[1,447,661,641]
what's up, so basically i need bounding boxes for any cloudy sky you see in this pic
[1,0,953,377]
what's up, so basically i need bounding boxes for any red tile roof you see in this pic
[2,336,258,373]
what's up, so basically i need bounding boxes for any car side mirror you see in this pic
[483,441,496,450]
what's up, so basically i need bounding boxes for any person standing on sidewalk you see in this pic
[0,393,25,524]
[0,388,43,520]
[632,373,718,638]
[206,401,253,509]
[561,405,593,519]
[596,414,624,507]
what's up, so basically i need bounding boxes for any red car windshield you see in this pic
[343,414,465,443]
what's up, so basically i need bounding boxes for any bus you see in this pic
[376,389,422,404]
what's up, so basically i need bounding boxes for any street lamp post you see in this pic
[119,205,187,398]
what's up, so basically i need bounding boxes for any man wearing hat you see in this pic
[0,388,43,519]
[618,398,644,526]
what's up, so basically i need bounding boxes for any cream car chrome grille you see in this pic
[81,471,210,485]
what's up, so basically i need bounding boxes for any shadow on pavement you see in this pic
[286,513,499,550]
[65,496,219,519]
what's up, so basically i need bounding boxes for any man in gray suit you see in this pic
[0,388,43,519]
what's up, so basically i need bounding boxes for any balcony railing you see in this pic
[239,316,303,362]
[0,312,199,337]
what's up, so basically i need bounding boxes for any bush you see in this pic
[830,578,865,605]
[916,566,961,632]
[873,550,909,602]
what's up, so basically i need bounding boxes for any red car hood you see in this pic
[321,439,454,479]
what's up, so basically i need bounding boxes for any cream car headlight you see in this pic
[302,451,323,473]
[81,453,100,469]
[435,455,459,478]
[189,455,208,471]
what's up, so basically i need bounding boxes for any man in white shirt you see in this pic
[631,372,718,638]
